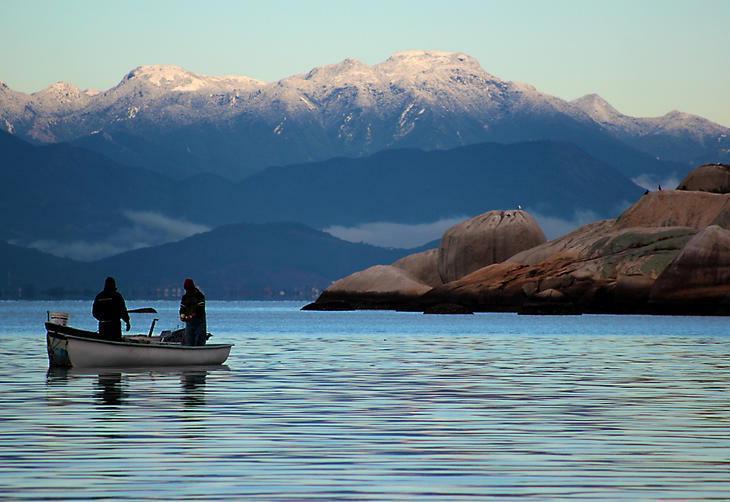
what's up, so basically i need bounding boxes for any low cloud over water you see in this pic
[324,217,467,249]
[21,210,210,261]
[326,207,632,249]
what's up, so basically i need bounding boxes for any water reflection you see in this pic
[45,366,229,407]
[181,370,208,407]
[7,304,730,498]
[45,366,72,385]
[95,373,124,406]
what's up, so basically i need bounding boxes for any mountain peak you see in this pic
[571,94,728,140]
[376,50,496,85]
[31,82,86,107]
[121,65,264,92]
[664,109,693,119]
[572,93,623,122]
[124,64,194,85]
[389,49,474,60]
[573,93,617,109]
[303,58,371,81]
[657,110,719,132]
[381,50,481,70]
[35,81,82,95]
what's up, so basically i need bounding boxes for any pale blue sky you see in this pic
[1,0,728,125]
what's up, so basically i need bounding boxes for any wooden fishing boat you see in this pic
[46,322,233,368]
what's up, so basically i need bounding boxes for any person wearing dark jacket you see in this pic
[92,277,130,340]
[180,278,206,346]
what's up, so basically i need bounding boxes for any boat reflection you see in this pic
[46,365,230,407]
[94,372,124,406]
[180,370,208,407]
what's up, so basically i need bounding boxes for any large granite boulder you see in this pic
[305,265,432,310]
[510,220,615,265]
[392,249,442,287]
[438,210,546,283]
[651,225,730,309]
[422,224,696,312]
[677,163,730,193]
[616,190,730,230]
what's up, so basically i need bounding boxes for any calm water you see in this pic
[0,301,729,499]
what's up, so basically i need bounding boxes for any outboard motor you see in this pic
[47,311,70,326]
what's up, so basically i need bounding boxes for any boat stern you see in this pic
[47,331,72,368]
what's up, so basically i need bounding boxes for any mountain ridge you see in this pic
[1,50,724,179]
[0,132,641,260]
[1,131,643,260]
[572,93,728,163]
[0,221,418,300]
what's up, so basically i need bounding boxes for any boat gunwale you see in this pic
[46,323,233,350]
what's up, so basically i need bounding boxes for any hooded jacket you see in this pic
[92,277,130,324]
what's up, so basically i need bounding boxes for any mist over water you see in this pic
[324,217,465,249]
[20,211,211,261]
[1,301,729,498]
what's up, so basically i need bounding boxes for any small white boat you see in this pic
[46,322,233,368]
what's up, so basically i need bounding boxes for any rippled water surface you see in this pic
[1,301,729,499]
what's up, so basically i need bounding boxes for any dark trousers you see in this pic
[99,320,122,341]
[184,319,206,346]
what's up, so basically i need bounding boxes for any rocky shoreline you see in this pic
[304,163,730,316]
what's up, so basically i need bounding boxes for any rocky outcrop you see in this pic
[677,163,730,193]
[392,249,442,287]
[510,220,615,265]
[304,265,432,310]
[616,190,730,230]
[438,210,546,283]
[651,225,730,310]
[306,163,730,315]
[306,209,546,310]
[422,225,696,313]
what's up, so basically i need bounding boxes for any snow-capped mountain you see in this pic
[1,50,726,179]
[573,93,724,140]
[573,93,729,163]
[0,64,265,142]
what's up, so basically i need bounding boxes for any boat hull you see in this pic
[46,323,232,368]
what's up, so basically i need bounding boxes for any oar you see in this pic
[127,307,158,314]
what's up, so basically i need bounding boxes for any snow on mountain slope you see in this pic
[0,52,576,142]
[573,94,625,126]
[249,50,580,148]
[0,65,267,142]
[572,93,729,164]
[573,93,727,140]
[122,64,265,92]
[32,82,90,108]
[0,51,725,173]
[0,82,29,134]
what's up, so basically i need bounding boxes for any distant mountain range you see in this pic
[2,50,726,181]
[2,50,725,298]
[572,94,728,164]
[1,131,642,258]
[0,222,412,299]
[234,140,643,227]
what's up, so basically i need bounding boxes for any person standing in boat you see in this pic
[92,277,130,340]
[180,278,206,346]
